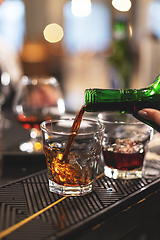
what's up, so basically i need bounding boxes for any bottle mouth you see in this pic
[84,89,96,104]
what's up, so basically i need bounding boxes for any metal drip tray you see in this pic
[1,164,160,240]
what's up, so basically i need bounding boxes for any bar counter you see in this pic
[1,109,160,240]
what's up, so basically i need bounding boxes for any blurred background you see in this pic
[1,2,160,239]
[0,0,160,113]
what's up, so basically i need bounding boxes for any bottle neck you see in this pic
[84,74,160,112]
[84,88,124,112]
[85,88,122,103]
[123,74,160,101]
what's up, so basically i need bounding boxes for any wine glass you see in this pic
[13,75,65,153]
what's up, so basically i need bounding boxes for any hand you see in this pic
[138,108,160,127]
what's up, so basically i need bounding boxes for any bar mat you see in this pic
[1,165,160,240]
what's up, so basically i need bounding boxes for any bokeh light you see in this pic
[112,0,132,12]
[71,0,91,17]
[129,24,133,37]
[43,23,64,43]
[63,1,111,54]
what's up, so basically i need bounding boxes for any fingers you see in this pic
[138,108,160,127]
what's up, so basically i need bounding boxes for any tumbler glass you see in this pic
[98,112,153,179]
[40,118,105,196]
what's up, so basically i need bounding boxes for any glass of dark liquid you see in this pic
[40,118,105,196]
[98,112,153,179]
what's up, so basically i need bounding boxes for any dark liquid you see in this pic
[17,113,59,130]
[103,148,145,171]
[43,105,89,186]
[62,105,86,162]
[44,145,90,186]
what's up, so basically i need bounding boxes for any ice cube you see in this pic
[68,151,82,171]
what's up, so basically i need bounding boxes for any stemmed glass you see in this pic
[13,75,65,153]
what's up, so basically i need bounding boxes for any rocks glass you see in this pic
[40,118,105,196]
[98,112,153,179]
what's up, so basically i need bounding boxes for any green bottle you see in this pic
[84,74,160,132]
[108,17,133,89]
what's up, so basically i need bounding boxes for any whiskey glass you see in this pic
[13,75,65,153]
[98,112,153,179]
[40,118,105,196]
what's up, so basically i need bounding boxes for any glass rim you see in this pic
[98,112,151,127]
[21,75,59,85]
[40,117,105,136]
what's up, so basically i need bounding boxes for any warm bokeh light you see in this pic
[21,42,47,62]
[34,142,42,151]
[0,0,5,5]
[129,24,133,37]
[43,23,64,43]
[112,0,132,12]
[71,0,91,17]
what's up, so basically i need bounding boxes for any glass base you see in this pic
[104,166,142,179]
[49,179,95,196]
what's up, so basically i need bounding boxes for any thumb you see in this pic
[138,108,160,127]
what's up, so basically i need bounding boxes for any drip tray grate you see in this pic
[1,168,160,240]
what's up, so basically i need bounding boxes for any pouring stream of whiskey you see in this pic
[62,105,86,162]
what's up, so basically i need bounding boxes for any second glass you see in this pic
[98,112,153,179]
